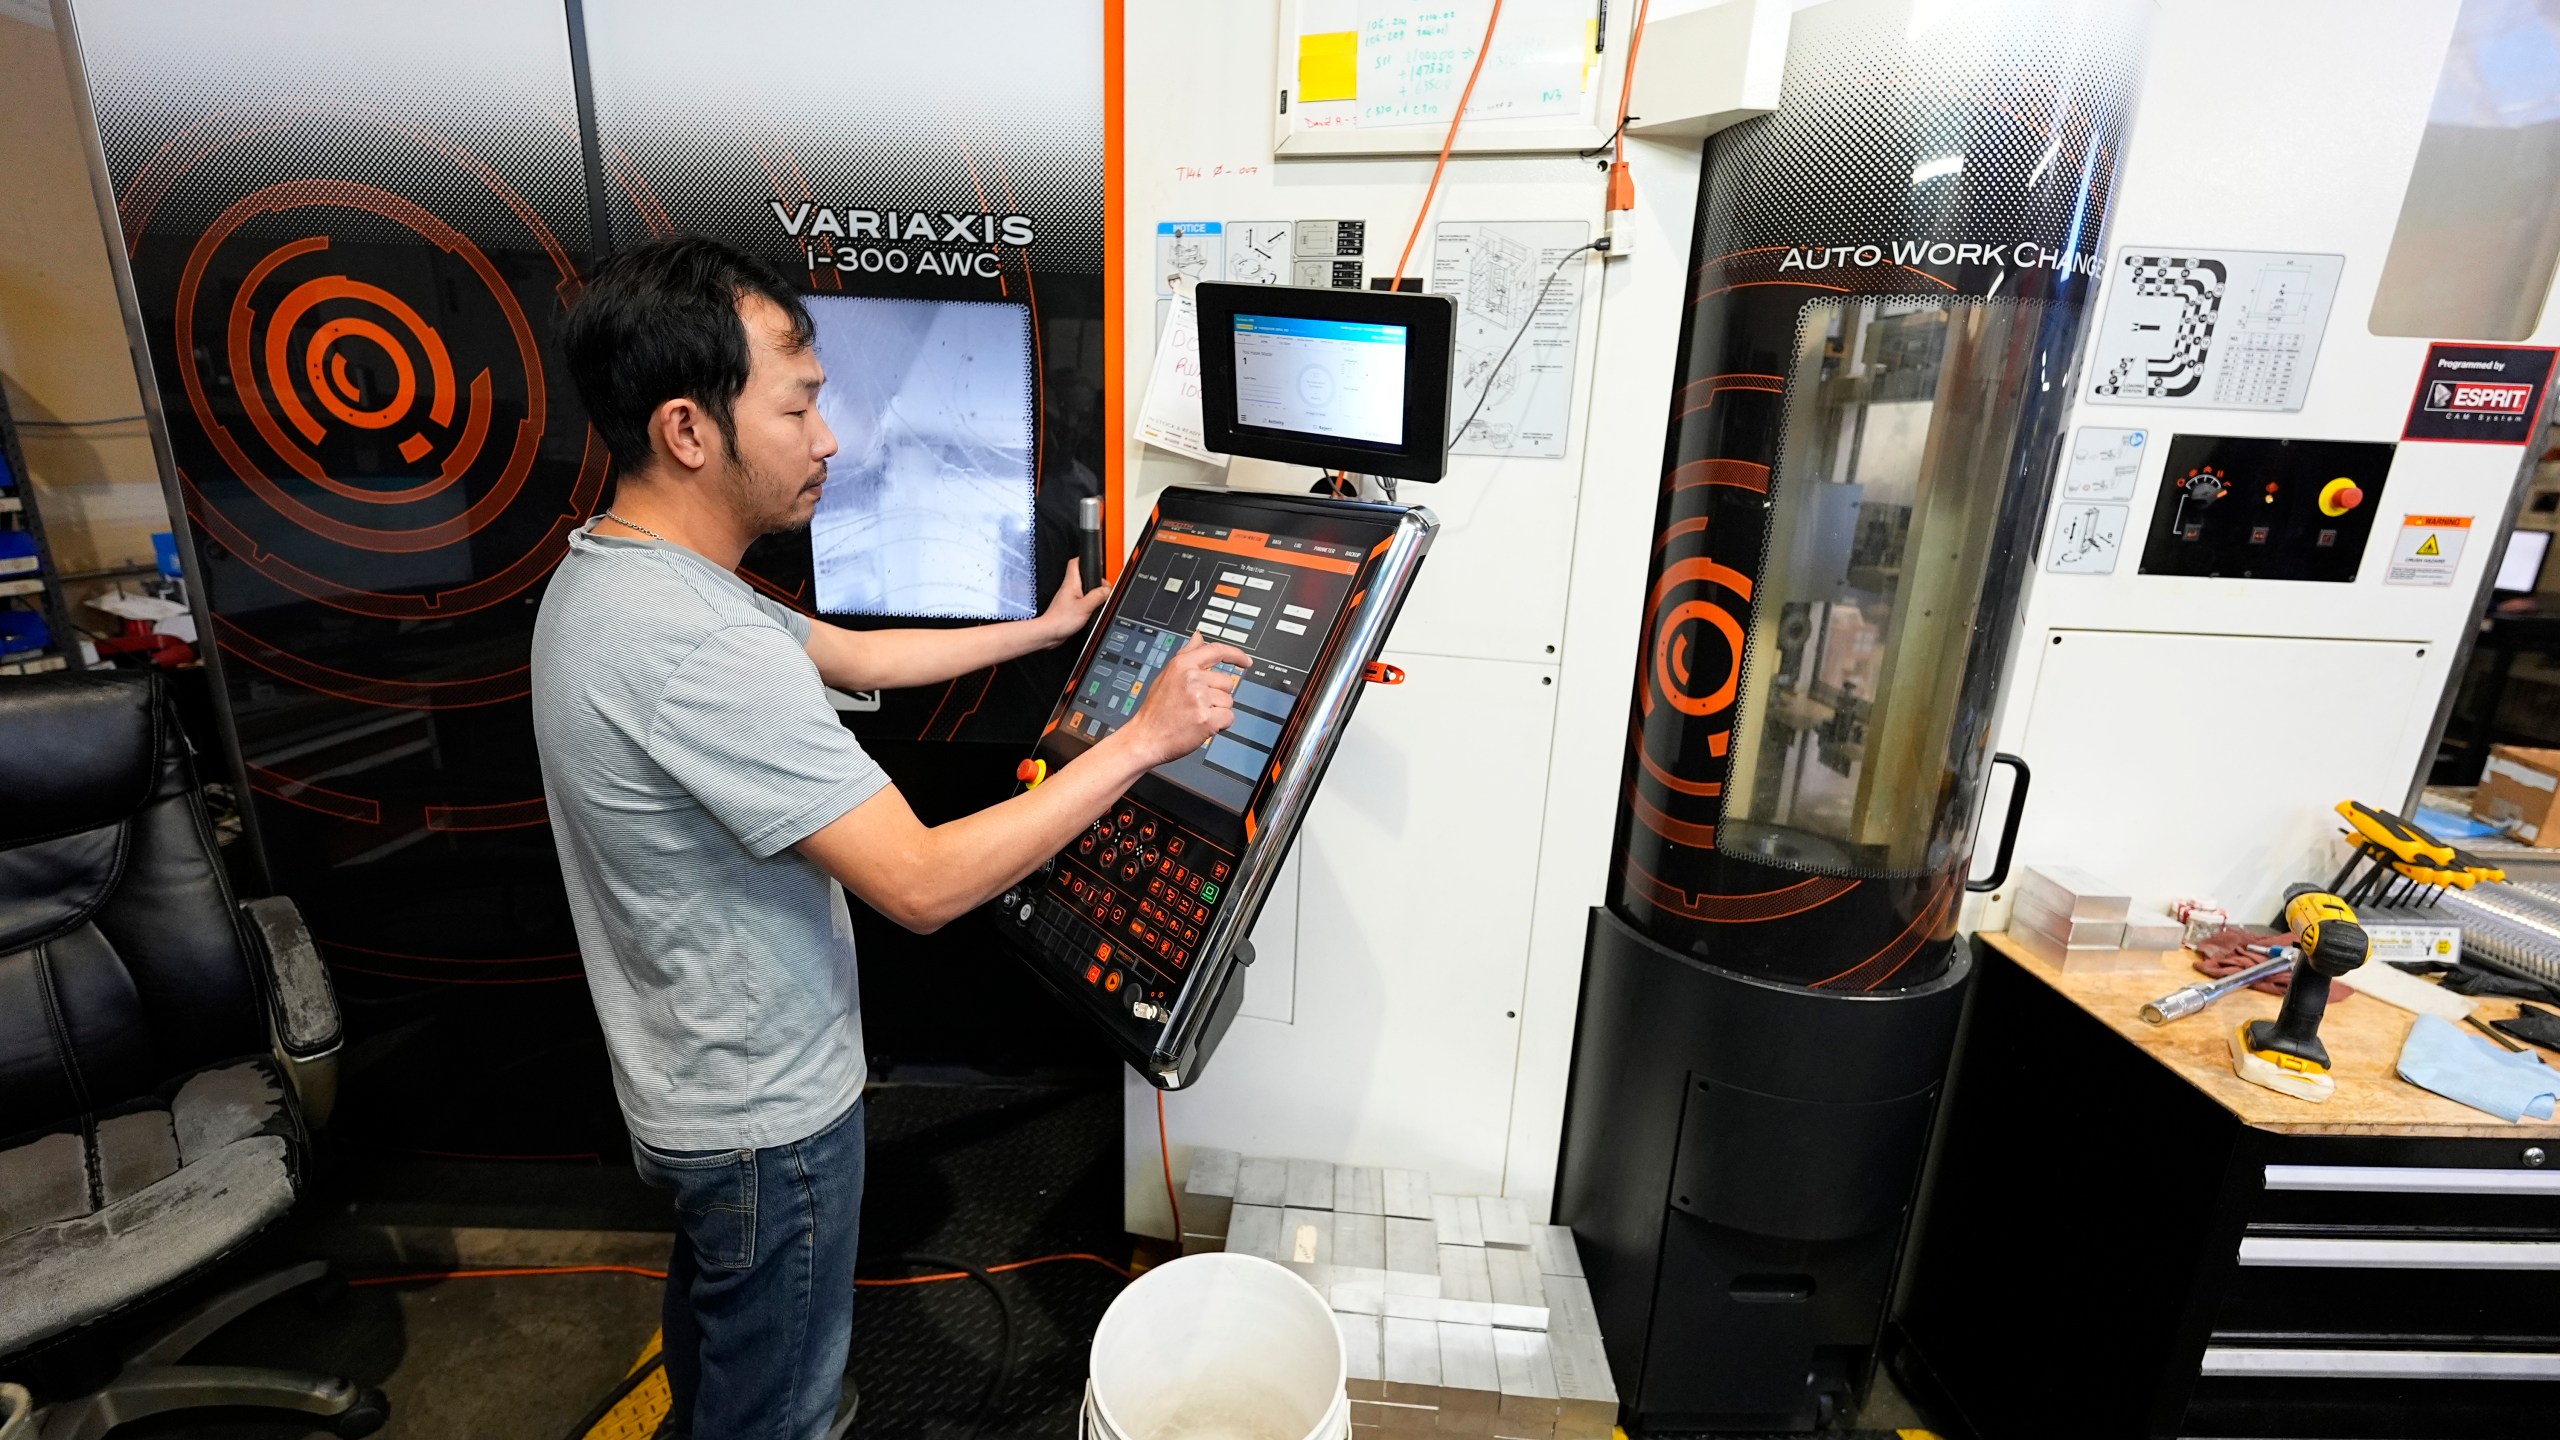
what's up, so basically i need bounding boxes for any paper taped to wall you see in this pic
[1432,220,1589,458]
[1137,283,1229,468]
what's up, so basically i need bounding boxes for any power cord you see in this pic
[1389,0,1508,288]
[373,1254,1142,1440]
[1447,240,1603,447]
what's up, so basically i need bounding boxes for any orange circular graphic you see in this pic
[1654,599,1745,717]
[1635,549,1756,811]
[179,184,543,549]
[148,150,607,627]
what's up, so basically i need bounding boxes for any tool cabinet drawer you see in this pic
[2245,1159,2560,1232]
[2208,1250,2560,1343]
[2184,1368,2560,1440]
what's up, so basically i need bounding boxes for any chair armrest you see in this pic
[240,895,343,1059]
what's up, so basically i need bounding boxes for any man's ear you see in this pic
[650,396,719,473]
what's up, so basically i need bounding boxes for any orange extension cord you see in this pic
[1604,0,1653,211]
[1388,0,1507,288]
[347,1252,1133,1290]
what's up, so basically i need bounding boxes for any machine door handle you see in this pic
[1966,752,2031,894]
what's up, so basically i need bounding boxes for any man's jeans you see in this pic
[632,1097,866,1440]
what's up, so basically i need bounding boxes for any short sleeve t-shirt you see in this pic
[531,519,889,1151]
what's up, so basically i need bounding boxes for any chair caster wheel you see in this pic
[330,1386,390,1436]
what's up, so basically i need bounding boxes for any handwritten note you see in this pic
[1355,0,1586,129]
[1135,283,1228,468]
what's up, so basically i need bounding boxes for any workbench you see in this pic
[1892,931,2560,1440]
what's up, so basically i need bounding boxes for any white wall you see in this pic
[1117,0,1718,1231]
[1974,0,2553,930]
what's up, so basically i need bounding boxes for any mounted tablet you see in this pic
[1194,282,1457,482]
[988,485,1437,1087]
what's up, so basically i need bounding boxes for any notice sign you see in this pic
[2403,343,2557,444]
[2386,514,2472,586]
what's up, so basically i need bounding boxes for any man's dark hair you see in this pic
[561,234,815,473]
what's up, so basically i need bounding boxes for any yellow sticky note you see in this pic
[1298,30,1357,103]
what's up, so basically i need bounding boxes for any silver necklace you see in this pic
[601,510,669,544]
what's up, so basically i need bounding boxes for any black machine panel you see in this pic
[990,487,1435,1087]
[2138,435,2396,582]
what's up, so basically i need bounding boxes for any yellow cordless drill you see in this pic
[2228,885,2369,1102]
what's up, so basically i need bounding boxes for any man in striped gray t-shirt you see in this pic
[535,236,1244,1439]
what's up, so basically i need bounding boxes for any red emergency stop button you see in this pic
[2318,477,2364,517]
[1015,757,1048,787]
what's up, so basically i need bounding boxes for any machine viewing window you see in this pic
[1061,519,1363,814]
[1721,297,2049,879]
[1195,281,1456,482]
[2368,0,2560,340]
[804,294,1037,619]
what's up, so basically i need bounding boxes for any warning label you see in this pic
[2403,343,2558,443]
[2386,514,2472,586]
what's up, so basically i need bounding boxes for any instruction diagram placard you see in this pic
[2061,426,2146,501]
[1224,222,1294,285]
[1430,219,1589,459]
[2402,343,2558,444]
[1155,221,1223,296]
[2046,501,2129,574]
[2386,514,2471,586]
[2086,248,2343,413]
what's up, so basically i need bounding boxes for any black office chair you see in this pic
[0,672,384,1437]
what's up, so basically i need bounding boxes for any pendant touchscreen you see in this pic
[989,486,1436,1088]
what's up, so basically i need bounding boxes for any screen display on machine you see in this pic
[1231,313,1409,447]
[2496,528,2550,592]
[1060,518,1366,813]
[803,294,1037,620]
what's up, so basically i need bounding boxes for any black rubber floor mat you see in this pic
[851,1076,1127,1440]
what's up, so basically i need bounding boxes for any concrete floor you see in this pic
[120,1270,663,1440]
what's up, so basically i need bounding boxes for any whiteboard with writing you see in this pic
[1274,0,1628,157]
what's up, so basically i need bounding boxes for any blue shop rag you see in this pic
[2396,1015,2559,1122]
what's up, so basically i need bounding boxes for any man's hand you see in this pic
[799,632,1251,934]
[1033,566,1112,648]
[1114,635,1252,768]
[805,565,1112,689]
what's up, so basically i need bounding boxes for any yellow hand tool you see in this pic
[2229,886,2369,1102]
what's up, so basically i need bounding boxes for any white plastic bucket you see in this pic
[1084,1252,1348,1440]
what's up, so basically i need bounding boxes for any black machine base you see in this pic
[1555,908,1971,1432]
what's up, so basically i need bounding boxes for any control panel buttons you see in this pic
[1167,836,1186,858]
[1116,808,1136,829]
[2318,475,2365,516]
[1211,861,1230,882]
[1019,904,1034,923]
[1103,970,1123,993]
